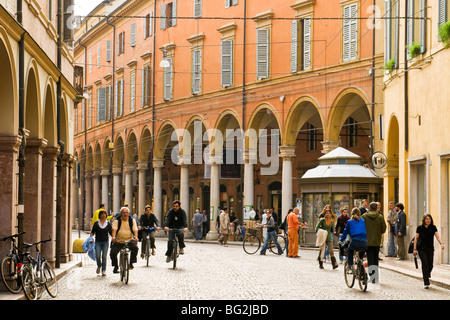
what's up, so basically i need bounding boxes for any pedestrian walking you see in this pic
[335,206,350,263]
[202,209,209,239]
[287,208,301,258]
[218,208,230,246]
[259,210,283,255]
[361,202,386,283]
[90,209,112,276]
[316,209,338,269]
[192,208,203,240]
[395,203,407,260]
[413,214,445,289]
[386,201,398,257]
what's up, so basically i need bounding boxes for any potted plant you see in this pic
[439,21,450,48]
[406,42,421,59]
[384,58,396,75]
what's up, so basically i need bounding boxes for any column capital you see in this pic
[137,161,148,171]
[112,165,122,175]
[243,148,257,164]
[85,170,93,179]
[42,146,60,161]
[124,164,136,174]
[153,158,165,169]
[100,168,111,176]
[92,168,101,177]
[321,140,340,154]
[0,135,22,152]
[279,145,296,159]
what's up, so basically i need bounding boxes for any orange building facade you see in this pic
[74,0,385,242]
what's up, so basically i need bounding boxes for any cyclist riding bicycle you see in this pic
[110,207,139,273]
[138,205,160,257]
[164,200,188,263]
[339,207,367,270]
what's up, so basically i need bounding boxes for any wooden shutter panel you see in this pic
[420,0,426,53]
[406,0,414,48]
[192,50,201,94]
[120,79,124,115]
[256,29,269,80]
[438,0,448,28]
[106,40,111,62]
[114,81,118,117]
[98,87,107,122]
[221,40,233,87]
[172,1,177,27]
[130,73,135,112]
[195,0,202,18]
[394,0,400,67]
[161,4,166,29]
[131,23,136,47]
[343,5,351,62]
[164,58,173,100]
[232,0,238,5]
[349,4,358,61]
[303,18,311,70]
[291,20,299,73]
[385,0,392,62]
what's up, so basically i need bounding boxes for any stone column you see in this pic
[92,169,101,214]
[84,169,93,230]
[101,168,110,213]
[24,138,47,244]
[280,146,296,222]
[243,149,257,217]
[0,136,22,256]
[41,146,59,264]
[153,158,164,224]
[321,140,340,154]
[137,161,148,216]
[112,165,122,214]
[59,154,74,263]
[206,156,221,240]
[180,161,190,219]
[124,164,135,215]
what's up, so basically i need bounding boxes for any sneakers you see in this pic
[152,248,156,255]
[113,267,119,274]
[179,248,184,254]
[96,267,101,274]
[166,256,172,263]
[102,271,106,276]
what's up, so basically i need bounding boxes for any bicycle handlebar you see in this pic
[23,238,51,248]
[0,231,25,242]
[142,226,156,232]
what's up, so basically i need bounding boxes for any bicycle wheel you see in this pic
[122,254,129,284]
[42,260,58,298]
[172,239,178,269]
[145,239,150,267]
[1,256,22,294]
[343,259,355,288]
[21,265,38,300]
[268,235,286,254]
[357,262,368,292]
[243,235,260,254]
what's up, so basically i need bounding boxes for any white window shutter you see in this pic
[256,29,269,80]
[420,0,426,53]
[106,40,111,62]
[194,0,202,18]
[290,20,298,73]
[385,0,392,63]
[131,23,136,47]
[120,79,124,115]
[142,67,146,107]
[221,40,233,88]
[130,73,135,112]
[98,87,107,122]
[97,47,101,68]
[164,58,173,100]
[225,0,230,8]
[107,85,111,120]
[438,0,447,28]
[161,4,166,29]
[303,18,311,70]
[114,81,118,117]
[394,0,400,67]
[349,4,358,61]
[172,0,177,26]
[149,12,153,36]
[232,0,238,5]
[343,5,351,62]
[192,49,201,94]
[407,0,414,48]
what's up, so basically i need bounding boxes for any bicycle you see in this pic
[168,228,183,269]
[21,238,58,300]
[243,227,286,255]
[116,238,133,284]
[0,231,25,294]
[341,242,368,292]
[234,221,246,241]
[142,226,155,267]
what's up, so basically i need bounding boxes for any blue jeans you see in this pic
[95,241,109,272]
[388,230,397,256]
[260,230,283,254]
[347,239,367,266]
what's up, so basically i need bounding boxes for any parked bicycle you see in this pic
[142,226,155,267]
[21,238,58,300]
[341,242,368,292]
[234,220,246,241]
[243,227,286,255]
[0,232,25,294]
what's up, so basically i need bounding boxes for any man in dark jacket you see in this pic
[164,200,188,262]
[361,202,386,283]
[395,203,407,260]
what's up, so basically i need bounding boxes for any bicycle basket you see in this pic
[248,228,258,236]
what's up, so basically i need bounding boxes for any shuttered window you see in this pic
[385,0,399,67]
[142,65,151,107]
[194,0,202,18]
[130,73,136,112]
[406,0,427,58]
[161,1,177,29]
[164,58,173,100]
[192,49,201,94]
[291,18,312,73]
[221,40,233,88]
[97,87,107,122]
[144,12,153,39]
[438,0,449,41]
[343,3,358,62]
[106,40,111,62]
[256,28,269,80]
[225,0,238,8]
[130,23,136,47]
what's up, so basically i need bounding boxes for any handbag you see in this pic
[408,237,418,254]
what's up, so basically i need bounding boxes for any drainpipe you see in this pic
[404,0,409,151]
[17,0,25,250]
[150,0,158,206]
[371,0,376,159]
[106,16,116,213]
[78,39,87,232]
[240,0,247,221]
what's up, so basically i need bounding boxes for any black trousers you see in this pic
[110,241,139,267]
[165,229,185,256]
[418,248,434,286]
[366,246,380,282]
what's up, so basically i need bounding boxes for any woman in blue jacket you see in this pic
[340,207,367,269]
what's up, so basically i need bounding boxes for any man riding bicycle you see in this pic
[139,205,160,257]
[110,207,139,273]
[164,200,188,263]
[340,207,367,270]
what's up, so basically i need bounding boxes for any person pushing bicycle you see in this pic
[164,200,188,263]
[110,206,139,273]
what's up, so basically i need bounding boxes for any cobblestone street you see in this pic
[42,237,449,301]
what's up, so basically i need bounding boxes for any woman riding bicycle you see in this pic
[340,207,367,270]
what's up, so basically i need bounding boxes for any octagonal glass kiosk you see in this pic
[299,147,382,246]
